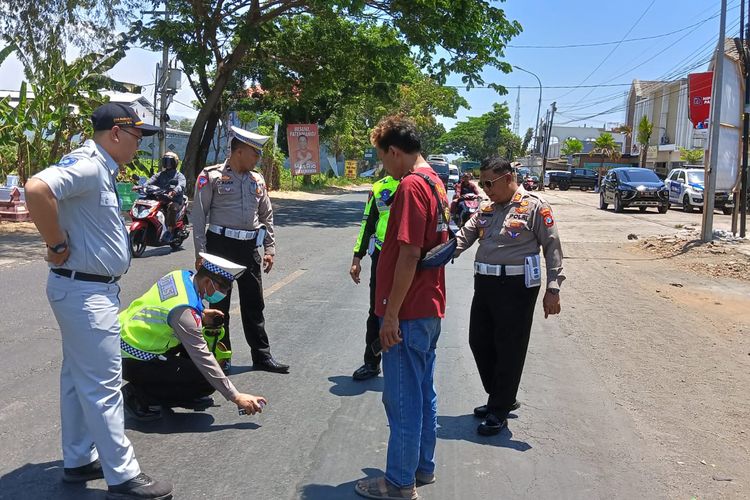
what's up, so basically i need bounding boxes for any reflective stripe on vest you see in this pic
[119,270,204,359]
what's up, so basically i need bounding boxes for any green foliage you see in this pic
[137,0,521,181]
[636,115,653,167]
[561,137,583,157]
[592,133,619,155]
[168,118,195,132]
[439,103,520,161]
[679,147,704,165]
[636,116,653,146]
[521,127,534,154]
[0,31,131,183]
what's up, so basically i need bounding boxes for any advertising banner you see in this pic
[287,124,320,175]
[345,160,358,180]
[688,72,713,129]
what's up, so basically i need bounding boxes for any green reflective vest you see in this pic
[119,270,204,360]
[353,175,400,254]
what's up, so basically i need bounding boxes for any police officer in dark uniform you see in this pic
[192,126,289,373]
[455,156,564,436]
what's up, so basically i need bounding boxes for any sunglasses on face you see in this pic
[481,172,511,189]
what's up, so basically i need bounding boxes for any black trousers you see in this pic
[206,231,271,361]
[122,347,214,407]
[469,274,540,418]
[362,249,381,366]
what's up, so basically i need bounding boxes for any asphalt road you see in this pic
[0,189,735,499]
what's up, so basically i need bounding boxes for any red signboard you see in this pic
[287,124,320,175]
[688,72,712,130]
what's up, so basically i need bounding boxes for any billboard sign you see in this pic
[688,72,712,129]
[345,160,358,180]
[287,124,320,175]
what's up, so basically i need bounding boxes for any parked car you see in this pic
[665,167,734,215]
[599,167,669,213]
[547,168,598,191]
[428,160,451,187]
[448,164,460,188]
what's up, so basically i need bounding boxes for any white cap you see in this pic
[229,126,270,152]
[199,252,246,281]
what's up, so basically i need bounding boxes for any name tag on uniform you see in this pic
[100,191,118,207]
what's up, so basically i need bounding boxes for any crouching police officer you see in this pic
[455,156,564,436]
[349,174,399,380]
[119,253,267,421]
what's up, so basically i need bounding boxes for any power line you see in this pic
[552,0,657,102]
[508,12,722,49]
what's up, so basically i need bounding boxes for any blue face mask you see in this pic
[204,281,227,303]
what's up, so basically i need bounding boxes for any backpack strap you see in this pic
[409,171,455,239]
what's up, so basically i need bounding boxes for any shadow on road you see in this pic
[0,460,105,499]
[125,410,260,434]
[327,375,383,396]
[437,414,531,451]
[273,198,364,228]
[298,467,380,500]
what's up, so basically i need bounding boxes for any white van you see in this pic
[448,164,460,188]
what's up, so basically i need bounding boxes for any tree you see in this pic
[679,147,704,165]
[560,137,583,157]
[0,31,132,183]
[521,127,534,154]
[636,115,653,168]
[439,103,517,161]
[591,132,621,188]
[139,0,522,185]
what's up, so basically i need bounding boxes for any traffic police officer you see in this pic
[119,253,267,421]
[25,103,172,499]
[455,156,564,436]
[192,125,289,373]
[349,175,400,380]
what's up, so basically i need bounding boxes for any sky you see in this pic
[0,1,739,137]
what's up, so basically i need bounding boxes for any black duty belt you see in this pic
[51,268,121,284]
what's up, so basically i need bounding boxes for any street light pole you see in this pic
[513,65,542,154]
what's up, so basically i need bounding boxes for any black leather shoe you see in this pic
[175,396,214,411]
[477,414,507,436]
[62,459,104,483]
[106,472,173,500]
[254,357,289,373]
[473,400,521,419]
[352,363,381,381]
[122,385,162,422]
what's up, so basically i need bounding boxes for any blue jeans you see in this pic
[380,317,442,488]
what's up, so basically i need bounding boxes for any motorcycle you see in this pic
[523,175,540,191]
[129,183,190,257]
[453,193,480,227]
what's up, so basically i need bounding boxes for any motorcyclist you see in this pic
[451,172,480,216]
[143,151,186,242]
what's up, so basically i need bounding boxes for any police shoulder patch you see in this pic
[157,275,179,302]
[57,156,79,167]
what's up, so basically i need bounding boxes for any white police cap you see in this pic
[199,252,246,281]
[229,126,270,152]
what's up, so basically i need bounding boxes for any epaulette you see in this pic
[526,192,548,204]
[203,164,222,172]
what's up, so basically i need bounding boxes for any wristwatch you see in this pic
[47,241,68,254]
[546,288,560,295]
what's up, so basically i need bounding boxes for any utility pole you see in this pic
[513,66,542,154]
[143,5,175,160]
[740,0,749,237]
[541,102,557,188]
[702,0,727,242]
